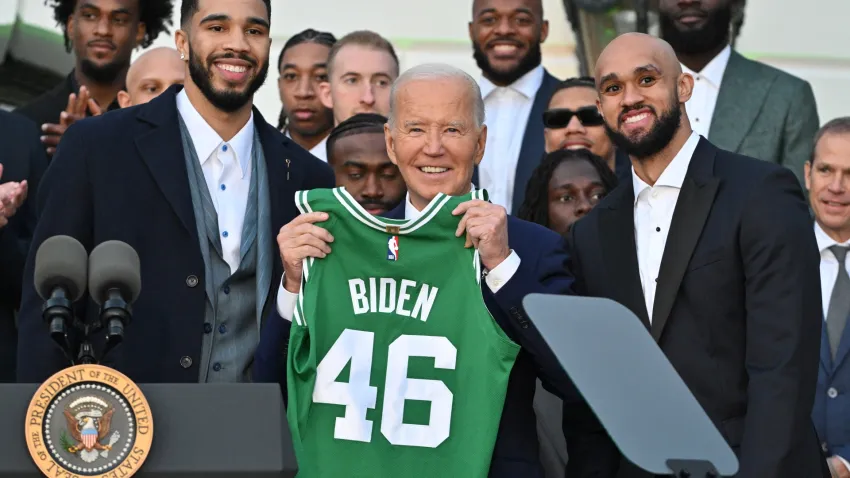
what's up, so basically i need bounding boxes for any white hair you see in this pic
[388,63,485,129]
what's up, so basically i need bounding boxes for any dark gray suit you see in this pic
[708,50,819,184]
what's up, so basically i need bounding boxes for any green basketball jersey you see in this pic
[286,187,520,478]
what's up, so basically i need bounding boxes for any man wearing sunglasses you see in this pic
[542,77,615,171]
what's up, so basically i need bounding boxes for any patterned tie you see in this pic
[827,245,850,359]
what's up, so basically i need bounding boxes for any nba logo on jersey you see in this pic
[387,235,399,261]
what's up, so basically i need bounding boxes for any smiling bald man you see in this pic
[117,47,185,107]
[564,33,829,478]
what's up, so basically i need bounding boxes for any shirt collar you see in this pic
[176,89,254,177]
[681,45,731,88]
[479,64,545,100]
[311,135,329,157]
[814,222,850,254]
[632,131,701,203]
[405,183,476,220]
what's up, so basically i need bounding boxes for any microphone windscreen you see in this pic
[34,235,88,301]
[88,240,141,305]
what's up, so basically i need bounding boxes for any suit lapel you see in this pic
[598,183,651,328]
[821,321,834,375]
[651,139,720,341]
[257,117,290,240]
[708,51,774,153]
[511,70,559,212]
[134,86,196,235]
[257,117,291,322]
[831,315,850,371]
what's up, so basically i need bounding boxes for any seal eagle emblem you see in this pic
[25,364,153,477]
[62,396,121,462]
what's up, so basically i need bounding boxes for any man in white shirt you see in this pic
[806,118,850,478]
[566,32,827,478]
[318,31,398,129]
[658,0,819,184]
[469,0,560,214]
[263,63,613,477]
[276,29,337,162]
[15,0,334,384]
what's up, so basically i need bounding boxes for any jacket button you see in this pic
[823,442,829,453]
[186,275,199,287]
[828,387,839,398]
[180,356,193,368]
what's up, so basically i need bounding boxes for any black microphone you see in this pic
[34,235,88,363]
[87,240,141,362]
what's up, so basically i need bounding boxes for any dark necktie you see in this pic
[827,245,850,359]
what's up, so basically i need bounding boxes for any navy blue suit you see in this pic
[473,69,560,213]
[15,85,334,384]
[0,111,48,382]
[814,312,850,462]
[254,199,613,477]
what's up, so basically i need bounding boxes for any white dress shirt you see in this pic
[275,186,521,321]
[632,132,701,322]
[477,65,544,213]
[285,130,328,162]
[682,45,731,139]
[176,90,254,274]
[816,223,850,469]
[816,222,850,318]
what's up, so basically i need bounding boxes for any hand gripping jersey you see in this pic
[287,187,520,477]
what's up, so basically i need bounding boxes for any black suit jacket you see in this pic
[567,138,827,477]
[0,111,48,382]
[15,71,122,158]
[473,69,560,213]
[15,85,334,384]
[382,204,610,478]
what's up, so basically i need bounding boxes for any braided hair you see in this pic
[516,149,618,229]
[46,0,173,52]
[276,28,338,131]
[325,113,388,164]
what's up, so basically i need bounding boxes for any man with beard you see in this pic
[325,113,405,215]
[276,29,336,161]
[15,0,174,157]
[658,0,819,184]
[469,0,560,214]
[15,0,334,385]
[565,33,828,478]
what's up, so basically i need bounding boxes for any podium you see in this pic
[523,294,740,477]
[0,383,297,477]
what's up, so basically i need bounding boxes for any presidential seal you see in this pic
[25,364,153,477]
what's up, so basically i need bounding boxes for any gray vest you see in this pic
[177,114,273,383]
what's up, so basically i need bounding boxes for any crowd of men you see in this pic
[0,0,849,477]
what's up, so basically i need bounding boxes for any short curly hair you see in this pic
[46,0,174,52]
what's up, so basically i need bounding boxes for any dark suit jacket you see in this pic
[708,50,819,185]
[566,137,827,477]
[0,111,48,382]
[472,69,560,213]
[813,304,850,462]
[15,70,122,132]
[255,200,612,477]
[15,85,334,384]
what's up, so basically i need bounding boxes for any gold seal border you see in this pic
[24,364,154,477]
